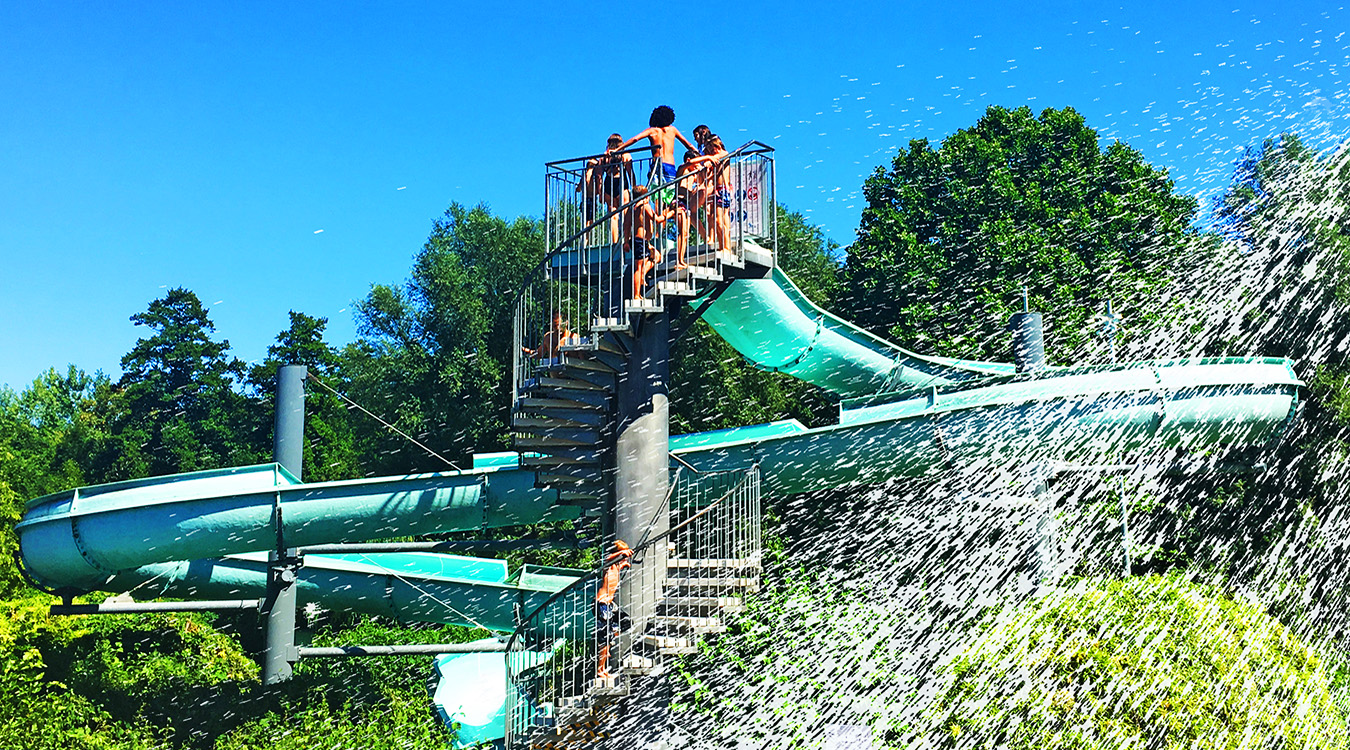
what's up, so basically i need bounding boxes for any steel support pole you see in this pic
[613,315,671,637]
[1028,465,1057,589]
[262,364,305,685]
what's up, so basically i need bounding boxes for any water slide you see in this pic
[17,265,1303,604]
[14,267,1302,741]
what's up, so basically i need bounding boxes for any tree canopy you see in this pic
[840,105,1201,363]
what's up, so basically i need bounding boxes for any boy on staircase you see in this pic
[595,539,634,679]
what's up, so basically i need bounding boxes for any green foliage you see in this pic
[931,575,1348,749]
[0,597,261,750]
[345,203,545,473]
[95,288,261,481]
[248,312,363,482]
[841,105,1202,363]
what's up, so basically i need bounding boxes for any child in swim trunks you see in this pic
[622,186,677,300]
[615,106,699,189]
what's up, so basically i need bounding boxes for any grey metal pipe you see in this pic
[264,364,306,686]
[295,536,584,556]
[50,599,261,615]
[297,643,507,658]
[1008,311,1046,373]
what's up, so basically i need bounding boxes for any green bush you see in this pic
[0,598,163,750]
[931,575,1349,749]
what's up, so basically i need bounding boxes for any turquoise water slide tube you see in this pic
[701,267,1015,397]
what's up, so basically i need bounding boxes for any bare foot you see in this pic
[674,263,689,270]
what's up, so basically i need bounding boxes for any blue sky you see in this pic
[2,1,1347,390]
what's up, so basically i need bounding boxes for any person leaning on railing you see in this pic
[576,133,636,245]
[686,134,732,253]
[521,312,579,361]
[595,539,634,680]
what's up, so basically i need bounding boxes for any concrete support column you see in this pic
[613,316,671,634]
[263,364,305,685]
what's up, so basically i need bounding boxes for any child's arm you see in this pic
[616,128,656,152]
[674,127,697,154]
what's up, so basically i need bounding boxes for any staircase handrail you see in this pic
[502,464,758,655]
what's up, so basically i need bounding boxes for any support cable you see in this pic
[305,372,463,471]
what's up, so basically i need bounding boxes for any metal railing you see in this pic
[515,142,776,406]
[503,465,762,748]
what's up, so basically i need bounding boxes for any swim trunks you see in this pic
[715,186,732,208]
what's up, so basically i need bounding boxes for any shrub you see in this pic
[930,575,1349,749]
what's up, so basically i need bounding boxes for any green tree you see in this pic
[96,288,259,480]
[249,312,363,482]
[344,203,545,474]
[840,105,1201,364]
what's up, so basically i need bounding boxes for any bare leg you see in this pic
[675,208,690,269]
[597,643,611,678]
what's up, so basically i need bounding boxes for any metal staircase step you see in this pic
[667,556,763,571]
[515,407,605,426]
[590,316,631,332]
[513,416,596,430]
[665,576,761,592]
[655,264,722,284]
[651,615,727,635]
[528,387,609,408]
[536,376,610,392]
[514,426,602,445]
[641,634,699,654]
[595,332,630,355]
[623,297,664,315]
[591,675,630,695]
[517,396,605,411]
[535,469,603,486]
[619,654,659,675]
[656,279,697,297]
[513,435,599,450]
[741,239,774,268]
[521,453,601,468]
[657,595,744,614]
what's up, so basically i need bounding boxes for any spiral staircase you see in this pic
[504,143,775,748]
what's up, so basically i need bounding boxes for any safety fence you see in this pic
[514,142,775,405]
[503,464,762,748]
